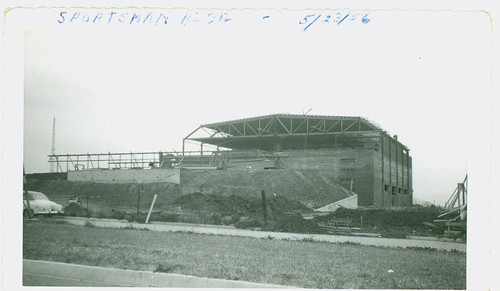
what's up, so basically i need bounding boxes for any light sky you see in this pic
[23,8,491,205]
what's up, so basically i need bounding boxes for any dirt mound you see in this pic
[267,195,310,215]
[26,168,350,214]
[173,193,311,219]
[314,206,444,238]
[180,169,350,208]
[64,202,89,217]
[173,193,257,217]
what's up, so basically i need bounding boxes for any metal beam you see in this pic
[325,120,341,133]
[342,120,357,132]
[184,126,202,139]
[261,118,274,135]
[292,118,307,134]
[275,116,291,134]
[230,123,243,136]
[244,121,259,135]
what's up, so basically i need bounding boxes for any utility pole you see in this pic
[50,118,56,172]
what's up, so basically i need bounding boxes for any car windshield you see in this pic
[26,192,49,201]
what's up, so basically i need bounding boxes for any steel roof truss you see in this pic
[260,118,274,135]
[326,120,341,133]
[343,120,357,132]
[292,118,307,134]
[310,119,325,133]
[244,121,259,135]
[275,116,291,134]
[230,123,243,136]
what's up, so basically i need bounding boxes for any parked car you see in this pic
[23,191,64,217]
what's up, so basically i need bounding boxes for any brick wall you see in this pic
[376,135,412,207]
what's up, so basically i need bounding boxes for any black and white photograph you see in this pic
[1,2,497,290]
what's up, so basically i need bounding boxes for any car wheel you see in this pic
[24,209,34,219]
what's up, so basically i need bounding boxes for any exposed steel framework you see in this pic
[48,114,409,176]
[444,175,468,211]
[184,114,406,152]
[47,152,161,172]
[431,175,467,239]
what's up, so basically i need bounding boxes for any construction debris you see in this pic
[431,175,467,239]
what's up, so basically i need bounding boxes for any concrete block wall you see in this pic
[68,168,180,184]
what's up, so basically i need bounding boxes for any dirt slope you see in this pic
[180,169,350,208]
[25,168,350,214]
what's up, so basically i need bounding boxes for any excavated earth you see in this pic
[25,172,444,237]
[26,169,350,211]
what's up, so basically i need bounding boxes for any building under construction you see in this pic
[49,114,413,208]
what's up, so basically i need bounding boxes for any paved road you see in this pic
[23,259,287,288]
[56,217,466,252]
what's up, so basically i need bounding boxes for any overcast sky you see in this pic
[23,9,491,204]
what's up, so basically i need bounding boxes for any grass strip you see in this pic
[23,220,465,289]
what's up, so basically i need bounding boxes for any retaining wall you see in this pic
[68,168,180,184]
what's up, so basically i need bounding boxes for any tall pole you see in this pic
[50,118,56,172]
[137,184,140,217]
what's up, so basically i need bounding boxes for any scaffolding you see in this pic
[48,151,176,172]
[432,175,467,239]
[48,149,278,172]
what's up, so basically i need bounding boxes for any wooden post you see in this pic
[86,193,89,218]
[261,190,268,224]
[137,184,140,217]
[145,194,158,224]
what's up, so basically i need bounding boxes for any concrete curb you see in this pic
[23,259,289,288]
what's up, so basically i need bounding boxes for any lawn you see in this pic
[23,220,466,289]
